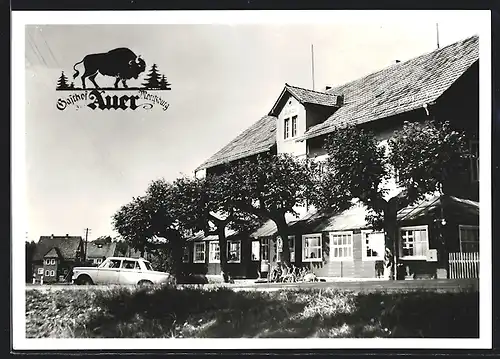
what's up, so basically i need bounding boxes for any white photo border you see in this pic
[12,9,492,351]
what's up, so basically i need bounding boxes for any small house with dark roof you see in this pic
[85,242,118,266]
[32,234,85,283]
[190,35,480,281]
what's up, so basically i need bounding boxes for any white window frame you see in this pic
[291,115,298,138]
[400,225,429,260]
[44,270,50,276]
[470,140,479,182]
[361,230,385,261]
[251,240,260,261]
[284,118,290,139]
[182,246,190,263]
[227,240,241,263]
[302,233,323,262]
[459,225,479,253]
[329,231,354,262]
[276,235,296,262]
[209,241,220,263]
[193,242,206,263]
[50,270,55,276]
[37,268,43,275]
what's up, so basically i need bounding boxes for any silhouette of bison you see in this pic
[73,48,146,89]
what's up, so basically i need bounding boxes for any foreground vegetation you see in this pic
[25,286,478,338]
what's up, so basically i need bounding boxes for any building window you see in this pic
[193,242,206,263]
[400,225,429,259]
[97,258,102,264]
[284,118,290,139]
[209,241,220,263]
[291,115,297,137]
[361,230,385,261]
[329,231,354,261]
[470,140,479,182]
[37,268,43,275]
[459,225,479,253]
[261,238,270,261]
[251,241,260,261]
[44,270,50,276]
[182,246,190,263]
[302,234,323,262]
[227,240,241,263]
[50,270,55,276]
[276,236,295,262]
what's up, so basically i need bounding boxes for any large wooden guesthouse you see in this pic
[184,36,480,281]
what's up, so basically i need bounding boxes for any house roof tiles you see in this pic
[85,242,117,259]
[302,35,479,140]
[33,236,83,261]
[196,115,277,171]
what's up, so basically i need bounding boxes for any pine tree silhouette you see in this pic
[69,82,75,89]
[159,75,171,90]
[142,64,162,89]
[56,71,70,90]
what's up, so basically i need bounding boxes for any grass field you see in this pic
[25,285,479,338]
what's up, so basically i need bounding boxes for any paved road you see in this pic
[26,278,478,293]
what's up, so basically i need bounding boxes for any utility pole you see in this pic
[436,23,440,49]
[84,228,91,262]
[311,44,316,91]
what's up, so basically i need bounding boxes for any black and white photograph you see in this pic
[11,10,492,350]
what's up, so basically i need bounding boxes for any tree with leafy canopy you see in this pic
[166,175,261,282]
[313,120,471,279]
[142,64,162,89]
[56,71,69,90]
[112,179,189,280]
[159,75,171,90]
[25,241,37,282]
[222,153,315,266]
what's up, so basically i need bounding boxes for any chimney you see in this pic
[325,85,332,91]
[336,94,344,106]
[393,60,401,65]
[51,234,54,239]
[66,234,69,237]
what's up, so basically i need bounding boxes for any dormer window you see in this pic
[291,115,297,137]
[284,115,298,140]
[284,118,290,139]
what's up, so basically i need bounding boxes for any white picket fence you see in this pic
[448,252,479,279]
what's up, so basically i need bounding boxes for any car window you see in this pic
[108,259,122,268]
[134,261,141,270]
[121,260,137,269]
[143,261,153,271]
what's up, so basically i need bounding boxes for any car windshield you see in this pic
[143,261,153,271]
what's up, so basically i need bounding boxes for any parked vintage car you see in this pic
[71,256,171,286]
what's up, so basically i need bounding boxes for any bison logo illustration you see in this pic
[72,47,146,89]
[56,48,171,111]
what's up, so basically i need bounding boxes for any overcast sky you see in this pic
[24,15,484,242]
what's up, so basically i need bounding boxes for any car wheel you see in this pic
[76,275,93,285]
[138,280,154,287]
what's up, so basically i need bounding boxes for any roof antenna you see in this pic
[311,44,315,91]
[436,23,440,49]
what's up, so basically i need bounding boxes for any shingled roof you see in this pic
[196,115,277,171]
[269,84,343,116]
[33,235,83,261]
[302,35,479,140]
[86,242,117,259]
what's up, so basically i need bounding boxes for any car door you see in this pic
[118,259,142,285]
[96,258,122,284]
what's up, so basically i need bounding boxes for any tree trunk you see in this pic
[217,226,230,283]
[274,214,291,266]
[383,198,399,280]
